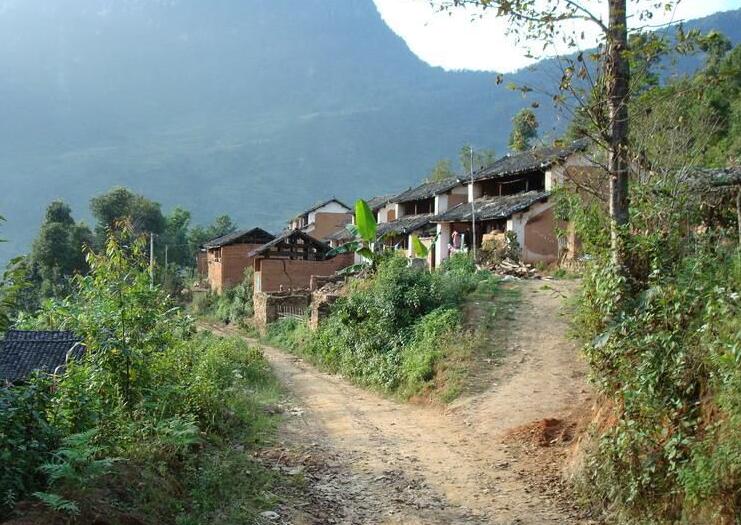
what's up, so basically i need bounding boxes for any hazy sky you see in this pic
[374,0,741,72]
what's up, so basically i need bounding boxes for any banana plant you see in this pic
[327,199,385,272]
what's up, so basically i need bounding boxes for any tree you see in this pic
[459,145,496,174]
[30,201,92,298]
[187,214,238,260]
[90,187,165,243]
[438,0,677,269]
[508,109,539,151]
[162,207,192,268]
[427,159,455,182]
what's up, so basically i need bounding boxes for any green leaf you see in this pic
[354,199,377,243]
[410,235,428,258]
[357,247,374,260]
[326,241,360,258]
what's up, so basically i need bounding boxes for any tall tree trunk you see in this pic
[606,0,630,269]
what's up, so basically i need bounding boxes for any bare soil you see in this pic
[209,279,595,525]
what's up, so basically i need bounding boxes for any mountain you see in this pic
[0,0,739,263]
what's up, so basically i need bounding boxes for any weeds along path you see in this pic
[204,280,591,525]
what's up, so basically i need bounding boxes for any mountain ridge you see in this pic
[0,0,738,262]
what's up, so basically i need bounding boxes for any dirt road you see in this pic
[208,280,592,524]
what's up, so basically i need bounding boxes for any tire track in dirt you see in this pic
[204,280,591,524]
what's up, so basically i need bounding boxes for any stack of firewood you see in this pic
[488,258,540,278]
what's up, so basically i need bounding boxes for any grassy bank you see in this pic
[262,253,501,402]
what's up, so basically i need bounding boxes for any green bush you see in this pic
[291,254,487,397]
[1,227,280,522]
[563,175,741,523]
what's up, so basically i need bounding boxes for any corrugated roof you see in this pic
[432,191,550,223]
[377,214,435,236]
[391,177,462,204]
[472,139,589,182]
[203,227,275,249]
[0,330,83,384]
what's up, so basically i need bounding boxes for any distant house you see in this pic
[249,229,354,293]
[289,198,353,241]
[204,227,276,294]
[0,330,83,386]
[433,139,591,265]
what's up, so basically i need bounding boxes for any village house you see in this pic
[372,177,468,261]
[0,330,83,385]
[433,139,591,265]
[249,229,354,293]
[289,198,353,241]
[204,227,275,294]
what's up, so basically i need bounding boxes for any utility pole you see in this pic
[149,232,154,290]
[470,146,477,262]
[164,245,168,268]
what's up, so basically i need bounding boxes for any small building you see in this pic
[377,213,437,262]
[0,330,83,385]
[204,228,276,294]
[289,198,353,241]
[250,229,354,293]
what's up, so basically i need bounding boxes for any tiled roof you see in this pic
[472,139,589,182]
[292,198,352,220]
[247,229,332,259]
[377,214,435,236]
[324,226,355,242]
[0,330,83,384]
[365,194,395,212]
[432,191,550,223]
[203,227,275,249]
[392,177,462,204]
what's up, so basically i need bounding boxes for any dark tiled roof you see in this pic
[203,227,275,249]
[0,330,83,384]
[324,226,355,242]
[685,166,741,187]
[472,139,589,182]
[432,191,550,223]
[377,214,435,236]
[392,177,462,204]
[247,229,332,259]
[365,194,395,212]
[292,198,352,220]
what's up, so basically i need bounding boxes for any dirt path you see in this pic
[206,279,592,524]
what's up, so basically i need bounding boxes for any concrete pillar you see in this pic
[436,222,451,266]
[434,193,448,215]
[467,182,482,202]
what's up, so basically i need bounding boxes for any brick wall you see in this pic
[207,243,265,294]
[254,253,354,293]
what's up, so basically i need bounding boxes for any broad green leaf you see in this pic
[326,240,360,257]
[410,235,428,258]
[357,247,374,260]
[354,199,377,243]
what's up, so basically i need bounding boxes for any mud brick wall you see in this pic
[253,291,311,329]
[207,243,264,294]
[255,253,353,293]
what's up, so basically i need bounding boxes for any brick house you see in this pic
[204,227,275,294]
[289,198,353,241]
[250,229,353,293]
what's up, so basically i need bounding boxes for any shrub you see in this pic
[293,253,488,397]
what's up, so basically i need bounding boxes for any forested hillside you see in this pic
[0,0,739,263]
